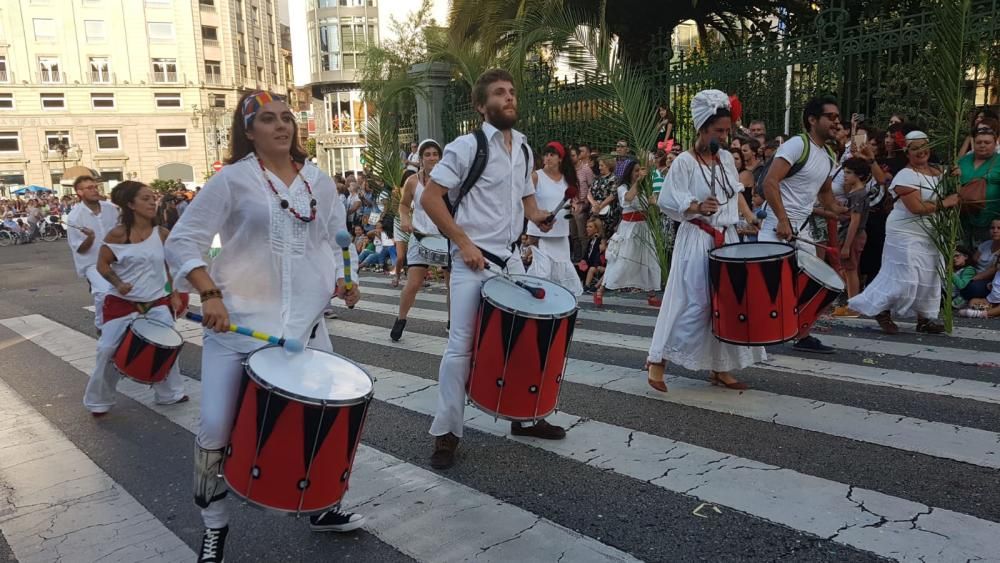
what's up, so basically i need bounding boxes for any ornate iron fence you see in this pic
[442,1,1000,151]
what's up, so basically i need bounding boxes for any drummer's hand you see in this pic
[170,292,187,317]
[776,217,794,241]
[458,241,486,271]
[115,282,133,296]
[80,226,95,238]
[200,297,230,332]
[699,197,720,215]
[401,221,414,234]
[335,278,361,308]
[537,214,555,232]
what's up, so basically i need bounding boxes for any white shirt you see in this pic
[659,151,742,228]
[773,134,836,225]
[410,176,438,235]
[67,200,119,278]
[105,230,169,303]
[431,122,535,259]
[887,168,940,237]
[527,171,569,238]
[165,153,358,353]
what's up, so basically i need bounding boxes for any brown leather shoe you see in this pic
[510,419,566,440]
[430,433,459,469]
[916,318,945,334]
[875,311,898,335]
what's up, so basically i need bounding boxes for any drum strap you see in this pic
[193,443,228,509]
[102,294,172,324]
[688,218,726,249]
[479,246,512,271]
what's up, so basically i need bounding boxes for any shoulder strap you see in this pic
[446,129,489,217]
[787,133,811,179]
[521,143,531,181]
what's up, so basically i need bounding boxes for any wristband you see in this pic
[200,288,223,302]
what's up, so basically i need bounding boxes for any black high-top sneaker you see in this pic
[198,525,228,563]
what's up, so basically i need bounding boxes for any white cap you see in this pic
[905,130,929,143]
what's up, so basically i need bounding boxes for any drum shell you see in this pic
[709,243,799,345]
[795,259,844,338]
[467,296,577,421]
[223,359,372,514]
[416,235,449,267]
[112,319,182,384]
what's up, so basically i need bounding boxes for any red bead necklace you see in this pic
[256,156,317,223]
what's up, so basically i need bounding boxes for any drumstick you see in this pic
[185,312,305,353]
[544,185,580,224]
[484,263,546,299]
[334,230,356,309]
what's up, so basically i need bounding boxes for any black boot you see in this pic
[390,318,407,342]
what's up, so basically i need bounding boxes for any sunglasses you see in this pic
[976,127,996,135]
[821,112,841,122]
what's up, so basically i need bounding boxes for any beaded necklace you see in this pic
[256,156,317,223]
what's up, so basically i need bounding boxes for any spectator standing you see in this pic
[832,157,874,317]
[590,156,621,236]
[571,143,595,260]
[958,108,999,156]
[614,139,634,179]
[653,105,675,151]
[405,141,420,172]
[748,120,767,146]
[958,122,1000,243]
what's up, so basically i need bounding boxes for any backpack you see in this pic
[753,133,836,197]
[445,128,532,217]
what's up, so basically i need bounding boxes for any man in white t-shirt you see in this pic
[66,176,119,330]
[761,96,847,354]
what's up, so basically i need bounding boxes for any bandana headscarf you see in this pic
[545,141,566,159]
[241,91,284,129]
[417,138,441,157]
[690,89,731,131]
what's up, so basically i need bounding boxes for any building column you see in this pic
[408,62,452,143]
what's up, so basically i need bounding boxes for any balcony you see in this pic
[0,70,8,83]
[38,71,65,84]
[205,74,223,85]
[151,71,178,83]
[91,71,114,84]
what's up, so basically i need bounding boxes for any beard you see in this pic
[485,104,518,130]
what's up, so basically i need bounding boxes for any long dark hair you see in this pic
[542,142,579,191]
[226,91,308,165]
[110,181,146,233]
[619,159,639,186]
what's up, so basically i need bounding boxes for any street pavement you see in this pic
[1,240,999,562]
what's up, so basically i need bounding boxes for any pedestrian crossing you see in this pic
[0,281,998,562]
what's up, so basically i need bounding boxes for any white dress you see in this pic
[602,184,662,291]
[647,151,766,371]
[527,171,584,296]
[849,168,943,319]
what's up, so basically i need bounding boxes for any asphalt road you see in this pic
[1,239,998,562]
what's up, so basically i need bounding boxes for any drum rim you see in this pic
[243,346,376,406]
[709,241,795,263]
[481,274,578,320]
[466,395,556,422]
[222,469,367,516]
[128,316,185,350]
[797,252,846,291]
[712,332,797,346]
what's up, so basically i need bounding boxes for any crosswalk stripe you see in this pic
[0,314,640,563]
[326,318,1000,470]
[0,377,195,563]
[823,316,1000,342]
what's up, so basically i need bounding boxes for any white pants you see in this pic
[83,305,186,413]
[84,266,113,329]
[430,253,524,438]
[759,216,818,257]
[198,318,334,529]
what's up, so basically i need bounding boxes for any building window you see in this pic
[38,57,61,83]
[318,17,340,71]
[147,22,175,41]
[90,57,111,83]
[340,17,376,71]
[91,93,115,109]
[318,0,337,7]
[251,6,258,23]
[154,93,182,108]
[205,60,222,84]
[0,94,13,110]
[199,0,215,6]
[40,93,66,110]
[0,57,7,83]
[152,58,178,82]
[84,20,106,42]
[45,131,71,151]
[202,26,218,42]
[157,129,187,149]
[254,37,261,56]
[257,67,263,81]
[211,93,226,108]
[95,129,120,150]
[0,171,26,185]
[0,132,17,152]
[33,18,56,41]
[240,64,247,79]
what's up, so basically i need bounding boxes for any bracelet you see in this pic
[200,288,223,302]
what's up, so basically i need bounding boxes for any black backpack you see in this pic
[445,128,532,217]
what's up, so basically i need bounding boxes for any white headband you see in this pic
[691,89,731,131]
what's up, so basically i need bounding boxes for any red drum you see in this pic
[795,251,845,337]
[113,317,184,384]
[709,242,799,345]
[468,275,578,421]
[224,347,374,514]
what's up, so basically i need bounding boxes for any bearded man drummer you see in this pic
[420,68,564,470]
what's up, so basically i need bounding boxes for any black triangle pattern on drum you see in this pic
[255,388,288,452]
[302,404,339,471]
[345,401,368,461]
[760,259,784,304]
[535,317,557,372]
[500,309,528,364]
[229,375,252,453]
[476,302,495,349]
[151,347,175,377]
[726,263,749,306]
[124,333,146,367]
[797,278,821,308]
[709,258,721,293]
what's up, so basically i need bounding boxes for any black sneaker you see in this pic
[198,526,228,563]
[792,335,835,354]
[309,506,366,532]
[390,318,407,342]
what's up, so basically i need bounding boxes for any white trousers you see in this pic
[198,319,334,529]
[82,305,187,413]
[430,253,524,438]
[84,266,113,328]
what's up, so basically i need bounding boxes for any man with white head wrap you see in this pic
[646,89,765,392]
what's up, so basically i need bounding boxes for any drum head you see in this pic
[247,347,373,405]
[418,234,449,252]
[131,317,183,347]
[710,242,794,262]
[482,274,576,317]
[797,251,845,291]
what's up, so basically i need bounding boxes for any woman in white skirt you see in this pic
[849,131,959,334]
[647,89,765,392]
[528,141,584,296]
[595,160,661,304]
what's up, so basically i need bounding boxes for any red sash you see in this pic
[621,212,646,222]
[689,218,725,249]
[102,293,188,323]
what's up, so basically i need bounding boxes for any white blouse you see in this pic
[165,153,358,353]
[887,167,940,237]
[659,150,742,228]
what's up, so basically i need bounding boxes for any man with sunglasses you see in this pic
[761,95,848,354]
[613,139,635,179]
